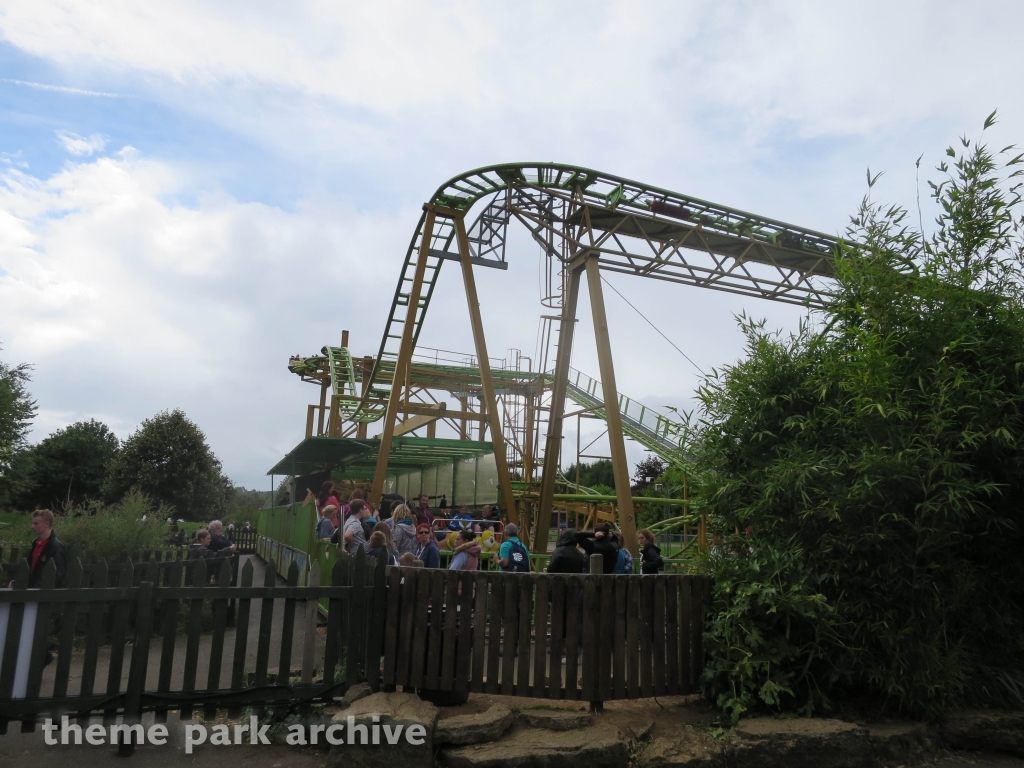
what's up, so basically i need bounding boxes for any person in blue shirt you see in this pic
[414,524,441,569]
[495,523,530,572]
[447,505,474,532]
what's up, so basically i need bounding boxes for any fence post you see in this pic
[120,580,155,756]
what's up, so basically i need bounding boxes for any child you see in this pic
[638,529,665,574]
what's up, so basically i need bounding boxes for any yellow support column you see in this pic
[454,214,521,533]
[584,257,639,556]
[534,262,584,553]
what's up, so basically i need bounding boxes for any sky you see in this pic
[1,1,1022,490]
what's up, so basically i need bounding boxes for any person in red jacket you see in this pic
[26,509,66,588]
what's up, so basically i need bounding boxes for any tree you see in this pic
[632,456,667,489]
[104,409,228,520]
[14,420,119,511]
[0,344,36,507]
[697,117,1024,719]
[562,459,615,493]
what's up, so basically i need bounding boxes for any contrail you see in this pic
[3,79,122,98]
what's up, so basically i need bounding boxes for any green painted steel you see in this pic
[346,163,843,424]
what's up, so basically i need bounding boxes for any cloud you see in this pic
[0,149,414,483]
[55,130,106,156]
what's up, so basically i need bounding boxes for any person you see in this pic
[447,505,473,532]
[365,531,397,566]
[207,520,236,552]
[638,529,665,574]
[414,524,440,569]
[277,488,291,506]
[317,505,338,541]
[344,488,366,521]
[448,530,481,571]
[478,504,500,532]
[547,528,587,574]
[344,499,369,556]
[611,531,635,574]
[398,552,417,567]
[318,481,342,527]
[495,523,530,572]
[189,529,219,560]
[412,494,434,530]
[226,522,236,542]
[26,509,66,588]
[389,504,418,556]
[243,521,253,533]
[576,523,619,574]
[371,521,398,562]
[167,519,186,547]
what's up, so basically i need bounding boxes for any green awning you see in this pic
[267,435,494,478]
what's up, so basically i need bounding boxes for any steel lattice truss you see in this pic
[365,163,844,413]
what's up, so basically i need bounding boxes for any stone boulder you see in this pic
[638,727,725,768]
[726,718,872,768]
[326,691,439,768]
[436,704,514,746]
[942,710,1024,757]
[866,721,938,766]
[517,709,591,731]
[323,682,374,717]
[441,724,630,768]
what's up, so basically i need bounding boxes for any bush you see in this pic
[695,118,1024,719]
[59,491,171,562]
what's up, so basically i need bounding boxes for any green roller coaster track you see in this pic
[289,162,843,468]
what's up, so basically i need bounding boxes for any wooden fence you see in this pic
[381,567,710,702]
[0,548,711,753]
[0,549,386,754]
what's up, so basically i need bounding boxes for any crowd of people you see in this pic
[308,481,666,575]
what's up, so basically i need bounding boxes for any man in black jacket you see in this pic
[547,529,587,573]
[575,523,620,574]
[26,509,66,588]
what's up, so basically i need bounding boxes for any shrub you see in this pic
[58,490,171,562]
[695,118,1024,719]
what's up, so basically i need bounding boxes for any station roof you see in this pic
[266,435,494,478]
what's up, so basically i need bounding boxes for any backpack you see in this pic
[506,539,530,573]
[613,548,634,575]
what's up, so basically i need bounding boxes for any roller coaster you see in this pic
[269,162,842,556]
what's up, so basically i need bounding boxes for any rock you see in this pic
[326,691,439,768]
[517,708,591,730]
[727,718,872,768]
[626,719,656,742]
[324,682,375,717]
[441,725,629,768]
[866,721,938,766]
[637,728,725,768]
[436,704,514,745]
[942,710,1024,757]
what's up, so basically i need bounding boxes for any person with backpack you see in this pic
[611,532,635,574]
[26,509,66,588]
[495,523,530,572]
[316,505,338,541]
[343,499,369,555]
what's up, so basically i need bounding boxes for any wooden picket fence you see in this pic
[0,548,711,753]
[0,549,386,753]
[381,567,711,702]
